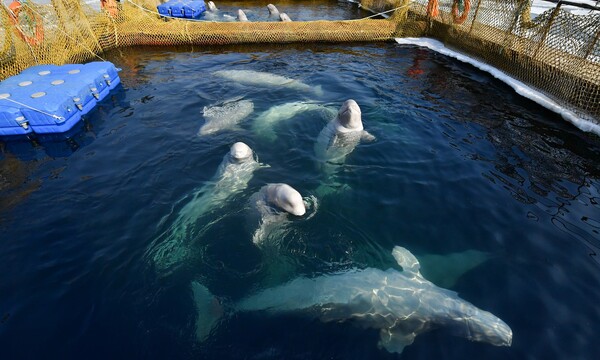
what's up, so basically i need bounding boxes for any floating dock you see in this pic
[157,0,207,19]
[0,62,120,137]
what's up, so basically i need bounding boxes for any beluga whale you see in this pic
[207,1,217,11]
[314,99,375,165]
[252,101,336,142]
[198,97,254,136]
[237,9,249,22]
[192,246,512,353]
[213,69,323,96]
[279,13,292,22]
[146,142,267,275]
[314,99,375,195]
[248,183,316,246]
[267,4,279,17]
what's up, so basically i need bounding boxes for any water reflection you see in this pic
[400,45,600,263]
[0,151,41,222]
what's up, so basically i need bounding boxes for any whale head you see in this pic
[267,4,279,16]
[266,184,306,216]
[207,1,217,11]
[336,99,363,131]
[448,306,513,347]
[237,9,248,22]
[229,142,253,163]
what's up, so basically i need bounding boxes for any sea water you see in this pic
[1,40,599,359]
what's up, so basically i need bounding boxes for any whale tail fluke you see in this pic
[418,249,493,289]
[192,281,224,341]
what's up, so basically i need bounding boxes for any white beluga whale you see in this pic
[314,99,375,195]
[192,246,512,353]
[315,99,375,165]
[198,97,254,136]
[248,183,315,245]
[207,1,217,11]
[279,13,292,22]
[252,101,336,142]
[267,4,279,17]
[260,183,306,216]
[237,9,249,22]
[147,142,267,275]
[213,69,323,96]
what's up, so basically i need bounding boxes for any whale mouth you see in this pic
[289,206,306,216]
[337,100,362,130]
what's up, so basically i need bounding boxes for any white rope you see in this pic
[1,97,65,121]
[354,1,415,20]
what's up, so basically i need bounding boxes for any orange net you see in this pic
[0,0,598,128]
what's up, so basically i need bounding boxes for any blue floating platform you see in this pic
[0,62,120,137]
[157,0,206,19]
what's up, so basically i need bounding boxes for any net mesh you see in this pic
[1,0,599,128]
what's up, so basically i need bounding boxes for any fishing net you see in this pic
[0,0,598,129]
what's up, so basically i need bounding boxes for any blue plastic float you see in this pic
[157,0,206,19]
[0,62,120,137]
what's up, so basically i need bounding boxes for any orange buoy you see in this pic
[426,0,439,17]
[100,0,119,18]
[452,0,471,25]
[7,1,44,46]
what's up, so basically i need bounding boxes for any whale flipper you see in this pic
[379,328,417,354]
[392,246,421,276]
[361,130,376,142]
[192,281,223,341]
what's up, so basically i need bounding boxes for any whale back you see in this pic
[199,99,254,135]
[195,247,512,354]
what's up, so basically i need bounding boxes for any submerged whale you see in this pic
[213,70,323,96]
[199,97,254,136]
[248,183,309,245]
[147,142,266,274]
[192,246,512,353]
[252,101,336,142]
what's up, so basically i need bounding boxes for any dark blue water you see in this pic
[1,41,600,360]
